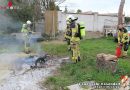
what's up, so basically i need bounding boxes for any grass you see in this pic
[41,40,69,57]
[41,37,130,90]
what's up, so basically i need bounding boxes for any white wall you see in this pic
[58,11,66,31]
[98,15,118,31]
[69,14,95,31]
[58,11,118,32]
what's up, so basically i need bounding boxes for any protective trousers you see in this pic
[122,42,129,57]
[71,39,80,63]
[24,34,31,53]
[65,28,72,51]
[65,34,71,51]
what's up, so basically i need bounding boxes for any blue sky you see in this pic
[60,0,130,16]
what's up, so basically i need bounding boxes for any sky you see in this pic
[60,0,130,16]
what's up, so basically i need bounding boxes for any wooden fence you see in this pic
[44,10,58,37]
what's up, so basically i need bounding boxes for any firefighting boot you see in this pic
[122,51,128,58]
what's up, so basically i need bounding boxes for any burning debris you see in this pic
[30,54,51,69]
[0,52,70,90]
[11,53,50,75]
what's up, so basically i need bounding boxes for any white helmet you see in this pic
[26,20,32,25]
[67,15,75,20]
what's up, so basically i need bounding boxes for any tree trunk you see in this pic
[118,0,125,26]
[96,53,118,73]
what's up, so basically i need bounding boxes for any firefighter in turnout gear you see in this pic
[70,22,86,63]
[118,25,129,57]
[21,24,31,53]
[118,25,124,45]
[70,24,81,63]
[69,16,81,63]
[64,16,72,51]
[65,15,86,63]
[21,20,32,54]
[122,27,129,57]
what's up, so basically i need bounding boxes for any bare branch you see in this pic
[41,0,66,10]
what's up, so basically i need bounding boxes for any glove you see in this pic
[118,42,123,49]
[118,42,122,45]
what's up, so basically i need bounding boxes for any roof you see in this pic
[67,13,118,17]
[64,12,118,17]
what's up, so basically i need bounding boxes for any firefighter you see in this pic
[21,24,30,53]
[122,27,129,57]
[25,20,33,53]
[69,16,81,63]
[71,22,86,63]
[117,24,124,55]
[64,16,72,51]
[118,25,129,57]
[118,24,124,46]
[65,15,86,63]
[21,20,32,54]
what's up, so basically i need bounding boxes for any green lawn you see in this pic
[41,38,130,90]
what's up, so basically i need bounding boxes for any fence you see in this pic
[44,10,58,37]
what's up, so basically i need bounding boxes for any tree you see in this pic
[64,6,68,13]
[118,0,125,26]
[125,17,130,24]
[76,9,82,13]
[33,0,42,20]
[6,0,35,22]
[41,0,66,10]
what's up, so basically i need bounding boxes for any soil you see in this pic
[0,53,69,90]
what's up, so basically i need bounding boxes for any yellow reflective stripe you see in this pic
[65,35,71,39]
[122,33,129,43]
[118,31,123,43]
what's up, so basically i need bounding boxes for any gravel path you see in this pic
[0,53,69,90]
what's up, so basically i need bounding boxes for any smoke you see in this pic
[0,14,22,33]
[0,0,43,54]
[29,34,43,54]
[0,0,22,34]
[0,12,23,53]
[0,0,23,53]
[0,23,23,53]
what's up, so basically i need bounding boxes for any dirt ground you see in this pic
[0,53,29,82]
[0,52,69,90]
